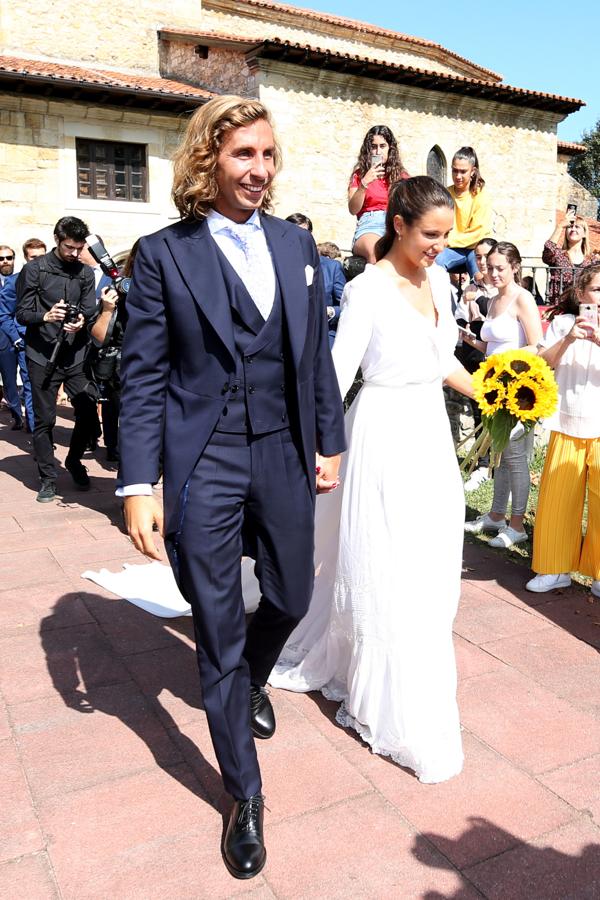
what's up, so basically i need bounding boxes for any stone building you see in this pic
[0,0,588,260]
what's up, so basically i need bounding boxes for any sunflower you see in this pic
[501,349,539,378]
[472,354,504,398]
[505,375,558,422]
[475,380,507,417]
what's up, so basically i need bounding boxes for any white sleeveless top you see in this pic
[480,295,527,357]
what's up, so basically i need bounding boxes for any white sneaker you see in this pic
[591,581,600,599]
[526,573,571,593]
[464,513,506,534]
[464,467,490,492]
[489,526,528,548]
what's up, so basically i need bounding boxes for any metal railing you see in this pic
[339,252,584,306]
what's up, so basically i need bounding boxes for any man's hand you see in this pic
[63,313,85,334]
[43,299,67,324]
[316,453,341,493]
[124,495,164,560]
[99,286,118,313]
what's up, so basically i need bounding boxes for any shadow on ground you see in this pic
[413,816,600,899]
[40,591,224,811]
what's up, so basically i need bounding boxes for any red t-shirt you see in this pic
[350,170,409,218]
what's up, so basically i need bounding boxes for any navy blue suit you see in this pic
[320,256,346,348]
[0,272,33,428]
[119,213,346,799]
[0,274,24,425]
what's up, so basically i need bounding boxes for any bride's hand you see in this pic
[316,453,341,493]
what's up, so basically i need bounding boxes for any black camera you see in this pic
[63,302,83,325]
[85,234,131,296]
[44,299,84,374]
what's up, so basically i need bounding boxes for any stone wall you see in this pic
[556,153,598,219]
[0,93,185,258]
[160,40,256,95]
[201,2,498,80]
[0,0,203,73]
[256,62,561,258]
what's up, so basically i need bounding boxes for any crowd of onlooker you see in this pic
[2,123,600,596]
[284,123,600,594]
[0,217,128,502]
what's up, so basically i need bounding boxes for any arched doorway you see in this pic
[427,146,447,185]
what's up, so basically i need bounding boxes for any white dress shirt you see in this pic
[207,208,276,320]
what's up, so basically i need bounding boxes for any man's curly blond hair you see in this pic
[172,95,282,221]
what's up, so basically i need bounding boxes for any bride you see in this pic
[269,176,473,784]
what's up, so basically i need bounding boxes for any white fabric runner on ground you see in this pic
[82,558,261,617]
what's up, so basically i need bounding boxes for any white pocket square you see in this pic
[305,265,314,286]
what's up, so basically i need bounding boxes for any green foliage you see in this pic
[568,119,600,203]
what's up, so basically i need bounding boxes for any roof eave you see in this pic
[247,41,584,115]
[0,69,208,113]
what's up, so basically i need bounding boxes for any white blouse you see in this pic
[542,313,600,438]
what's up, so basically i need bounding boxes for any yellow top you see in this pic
[447,185,492,249]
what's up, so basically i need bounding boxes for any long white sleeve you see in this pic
[332,276,375,400]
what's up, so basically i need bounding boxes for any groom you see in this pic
[118,96,345,878]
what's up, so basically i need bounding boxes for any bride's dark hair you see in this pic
[375,176,453,260]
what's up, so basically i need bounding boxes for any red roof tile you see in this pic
[203,0,503,80]
[163,32,582,114]
[557,140,587,155]
[0,55,214,101]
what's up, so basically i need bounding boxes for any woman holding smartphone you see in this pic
[463,242,542,548]
[348,125,409,264]
[526,267,600,594]
[542,211,599,304]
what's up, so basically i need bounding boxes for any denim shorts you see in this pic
[352,209,386,245]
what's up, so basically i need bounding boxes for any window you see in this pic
[76,139,148,202]
[427,146,446,186]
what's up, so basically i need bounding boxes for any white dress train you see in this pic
[269,263,465,784]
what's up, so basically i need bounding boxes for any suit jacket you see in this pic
[0,273,23,347]
[320,256,346,338]
[119,213,346,535]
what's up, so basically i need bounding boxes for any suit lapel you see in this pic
[262,215,308,370]
[164,220,236,363]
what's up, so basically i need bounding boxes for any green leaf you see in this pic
[488,409,516,453]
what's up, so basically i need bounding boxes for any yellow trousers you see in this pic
[533,431,600,579]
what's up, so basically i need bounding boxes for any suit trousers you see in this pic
[28,360,98,481]
[17,349,34,430]
[169,428,315,800]
[0,344,22,423]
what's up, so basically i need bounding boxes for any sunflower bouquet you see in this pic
[461,349,558,473]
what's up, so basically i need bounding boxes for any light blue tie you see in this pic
[225,224,273,320]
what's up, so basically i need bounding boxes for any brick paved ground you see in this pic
[2,406,600,899]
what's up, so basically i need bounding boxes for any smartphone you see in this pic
[566,203,578,216]
[457,325,474,340]
[371,154,383,168]
[579,304,598,327]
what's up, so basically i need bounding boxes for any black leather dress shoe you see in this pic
[222,794,266,879]
[250,685,275,739]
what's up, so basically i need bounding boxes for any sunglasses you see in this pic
[0,255,15,261]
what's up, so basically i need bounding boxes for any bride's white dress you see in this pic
[269,263,465,783]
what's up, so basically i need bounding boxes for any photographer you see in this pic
[85,236,137,464]
[16,216,98,503]
[89,284,126,462]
